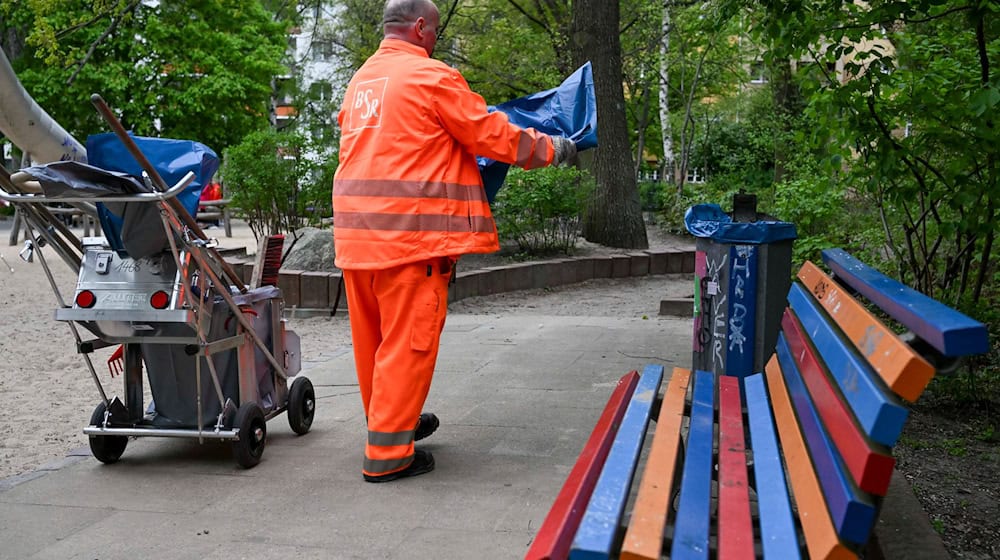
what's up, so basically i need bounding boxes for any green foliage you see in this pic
[441,0,567,102]
[691,90,780,192]
[638,179,670,211]
[221,128,333,239]
[747,1,1000,306]
[2,0,289,154]
[325,0,383,72]
[493,166,595,256]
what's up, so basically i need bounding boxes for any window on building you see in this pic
[312,40,333,62]
[749,61,768,84]
[309,82,333,103]
[687,168,706,184]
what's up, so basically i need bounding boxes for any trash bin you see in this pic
[685,194,797,381]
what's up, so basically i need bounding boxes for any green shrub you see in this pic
[638,179,668,211]
[493,166,594,256]
[221,129,334,239]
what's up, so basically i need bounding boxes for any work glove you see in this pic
[551,136,577,166]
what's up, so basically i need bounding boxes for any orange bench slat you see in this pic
[765,355,858,560]
[619,367,691,560]
[798,261,934,402]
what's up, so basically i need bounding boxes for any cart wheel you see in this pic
[287,376,315,435]
[232,402,266,468]
[88,402,128,464]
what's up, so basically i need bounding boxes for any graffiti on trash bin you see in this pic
[695,245,758,378]
[726,245,758,376]
[700,250,728,369]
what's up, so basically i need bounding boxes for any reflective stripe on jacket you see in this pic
[333,39,554,270]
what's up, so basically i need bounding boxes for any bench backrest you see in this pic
[525,249,988,560]
[747,248,988,558]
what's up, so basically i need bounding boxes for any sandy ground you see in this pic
[0,217,692,480]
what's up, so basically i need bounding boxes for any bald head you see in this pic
[383,0,440,55]
[383,0,439,32]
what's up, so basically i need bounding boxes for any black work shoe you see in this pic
[363,449,435,483]
[415,412,439,441]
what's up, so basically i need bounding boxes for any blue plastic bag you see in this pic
[684,203,797,244]
[478,62,598,203]
[86,133,219,253]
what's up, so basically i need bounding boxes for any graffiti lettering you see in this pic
[729,302,747,353]
[704,251,729,369]
[712,292,728,367]
[814,280,827,300]
[114,260,141,273]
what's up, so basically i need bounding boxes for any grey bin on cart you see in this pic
[685,199,797,381]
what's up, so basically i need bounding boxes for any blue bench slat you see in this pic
[822,248,988,357]
[788,283,909,446]
[670,369,716,560]
[745,373,802,559]
[569,364,664,560]
[776,334,878,545]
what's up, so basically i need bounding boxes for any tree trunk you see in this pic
[633,73,652,181]
[570,0,648,249]
[659,2,674,187]
[770,58,799,183]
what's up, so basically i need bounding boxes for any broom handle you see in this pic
[90,94,247,294]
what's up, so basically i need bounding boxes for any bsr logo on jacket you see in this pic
[349,77,388,130]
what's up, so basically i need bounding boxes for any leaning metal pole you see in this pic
[0,47,95,226]
[0,49,86,164]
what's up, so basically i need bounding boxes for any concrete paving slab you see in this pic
[0,313,687,560]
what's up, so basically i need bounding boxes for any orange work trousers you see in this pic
[343,257,452,477]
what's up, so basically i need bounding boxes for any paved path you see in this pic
[0,304,691,559]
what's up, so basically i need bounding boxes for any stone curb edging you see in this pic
[223,248,696,313]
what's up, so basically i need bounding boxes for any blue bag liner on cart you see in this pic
[86,132,219,257]
[479,61,598,203]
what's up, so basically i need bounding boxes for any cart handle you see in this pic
[0,171,194,204]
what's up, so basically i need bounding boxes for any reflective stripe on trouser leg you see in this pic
[344,258,451,477]
[343,269,381,418]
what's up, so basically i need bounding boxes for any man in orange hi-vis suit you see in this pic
[333,0,577,482]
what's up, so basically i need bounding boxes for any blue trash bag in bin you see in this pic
[478,61,598,203]
[683,203,797,244]
[86,132,219,256]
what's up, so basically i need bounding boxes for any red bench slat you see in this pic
[718,375,754,560]
[781,309,896,496]
[525,371,640,560]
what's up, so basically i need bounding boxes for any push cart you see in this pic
[0,94,315,468]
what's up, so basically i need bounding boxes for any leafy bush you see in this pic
[493,166,594,256]
[221,129,334,240]
[638,179,668,211]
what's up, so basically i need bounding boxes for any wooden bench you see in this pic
[7,205,97,245]
[196,198,233,237]
[526,248,989,560]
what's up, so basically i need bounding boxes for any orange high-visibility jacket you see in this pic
[333,39,554,270]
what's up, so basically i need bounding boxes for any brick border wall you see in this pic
[225,248,695,312]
